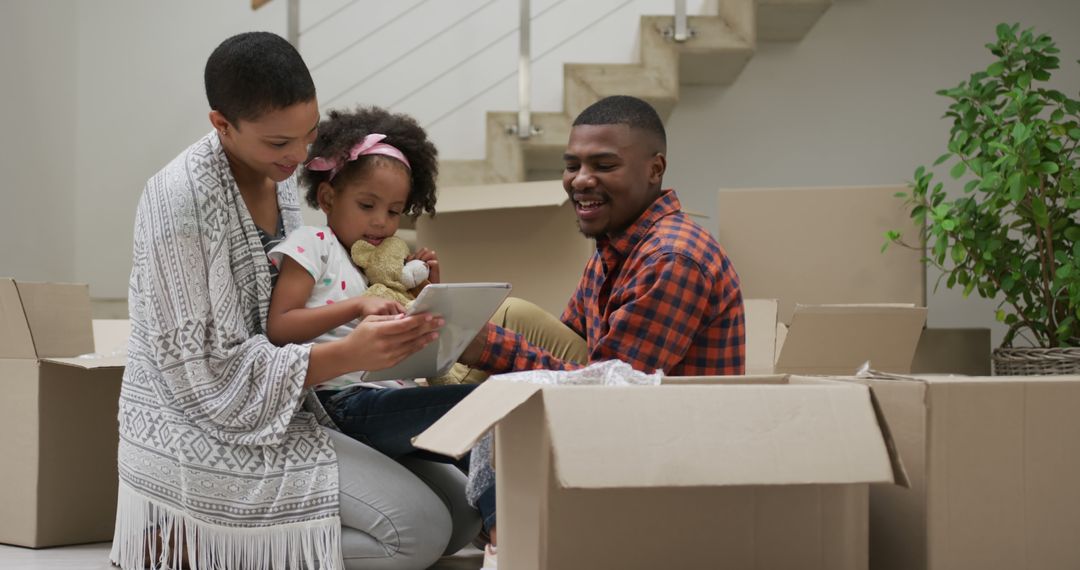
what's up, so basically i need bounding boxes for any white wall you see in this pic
[664,0,1080,345]
[73,0,288,298]
[0,2,78,284]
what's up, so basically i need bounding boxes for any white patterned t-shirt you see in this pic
[269,225,415,390]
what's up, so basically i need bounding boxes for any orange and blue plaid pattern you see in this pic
[479,190,745,376]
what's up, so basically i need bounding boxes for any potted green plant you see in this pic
[887,23,1080,375]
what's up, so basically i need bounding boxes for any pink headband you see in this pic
[306,133,411,180]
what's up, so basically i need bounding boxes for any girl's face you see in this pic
[213,99,320,183]
[318,162,411,250]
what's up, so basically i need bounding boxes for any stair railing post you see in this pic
[287,0,300,47]
[516,0,533,139]
[670,0,692,42]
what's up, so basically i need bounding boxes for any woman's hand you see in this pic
[304,313,444,388]
[344,313,443,371]
[407,248,440,284]
[352,296,405,317]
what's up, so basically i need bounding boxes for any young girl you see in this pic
[266,106,498,567]
[266,106,440,390]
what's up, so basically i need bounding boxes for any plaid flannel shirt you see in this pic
[479,189,745,376]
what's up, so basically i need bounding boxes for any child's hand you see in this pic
[353,296,406,317]
[407,248,441,284]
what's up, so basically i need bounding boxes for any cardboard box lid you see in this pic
[35,319,130,370]
[91,319,131,355]
[775,304,927,375]
[0,279,94,359]
[435,180,569,214]
[415,378,899,489]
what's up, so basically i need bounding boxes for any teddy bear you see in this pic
[351,235,471,385]
[350,236,430,306]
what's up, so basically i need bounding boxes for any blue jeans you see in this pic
[318,386,498,532]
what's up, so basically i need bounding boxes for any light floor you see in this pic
[0,542,483,570]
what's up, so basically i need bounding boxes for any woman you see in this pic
[111,32,478,570]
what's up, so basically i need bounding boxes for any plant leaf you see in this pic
[1033,199,1050,227]
[950,162,967,179]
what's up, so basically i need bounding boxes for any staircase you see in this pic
[436,0,832,186]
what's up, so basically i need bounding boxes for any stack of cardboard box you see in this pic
[718,185,991,376]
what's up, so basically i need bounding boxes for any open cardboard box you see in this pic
[838,371,1080,570]
[719,185,989,374]
[416,374,908,570]
[744,299,927,375]
[416,180,592,316]
[0,279,128,548]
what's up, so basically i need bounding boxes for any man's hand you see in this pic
[407,248,441,284]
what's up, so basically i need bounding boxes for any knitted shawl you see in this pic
[111,132,342,569]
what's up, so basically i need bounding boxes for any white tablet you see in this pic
[362,283,512,382]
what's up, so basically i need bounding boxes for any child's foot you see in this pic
[481,543,498,569]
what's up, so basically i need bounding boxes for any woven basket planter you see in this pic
[992,347,1080,376]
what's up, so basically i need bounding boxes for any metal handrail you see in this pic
[320,0,486,106]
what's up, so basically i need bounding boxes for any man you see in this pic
[461,95,745,376]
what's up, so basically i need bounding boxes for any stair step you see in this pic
[565,63,677,119]
[756,0,832,41]
[641,15,755,86]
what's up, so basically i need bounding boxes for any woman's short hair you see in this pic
[204,32,315,124]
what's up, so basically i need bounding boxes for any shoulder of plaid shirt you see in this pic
[477,189,746,377]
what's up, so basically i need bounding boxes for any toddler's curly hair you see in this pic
[301,106,438,217]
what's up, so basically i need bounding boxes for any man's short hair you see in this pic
[572,95,667,151]
[204,32,315,124]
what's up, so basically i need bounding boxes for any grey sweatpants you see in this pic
[326,429,481,570]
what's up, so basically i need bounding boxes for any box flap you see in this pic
[542,384,897,489]
[40,355,127,370]
[0,278,36,359]
[743,299,780,375]
[412,380,544,458]
[12,281,94,358]
[775,304,927,375]
[435,180,569,214]
[774,322,788,365]
[92,319,131,355]
[795,375,912,489]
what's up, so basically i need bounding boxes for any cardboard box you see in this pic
[845,372,1080,570]
[0,279,127,548]
[418,180,592,316]
[909,328,991,375]
[415,375,907,570]
[744,299,927,375]
[717,186,926,324]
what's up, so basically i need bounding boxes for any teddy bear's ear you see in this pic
[350,240,377,267]
[382,236,411,260]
